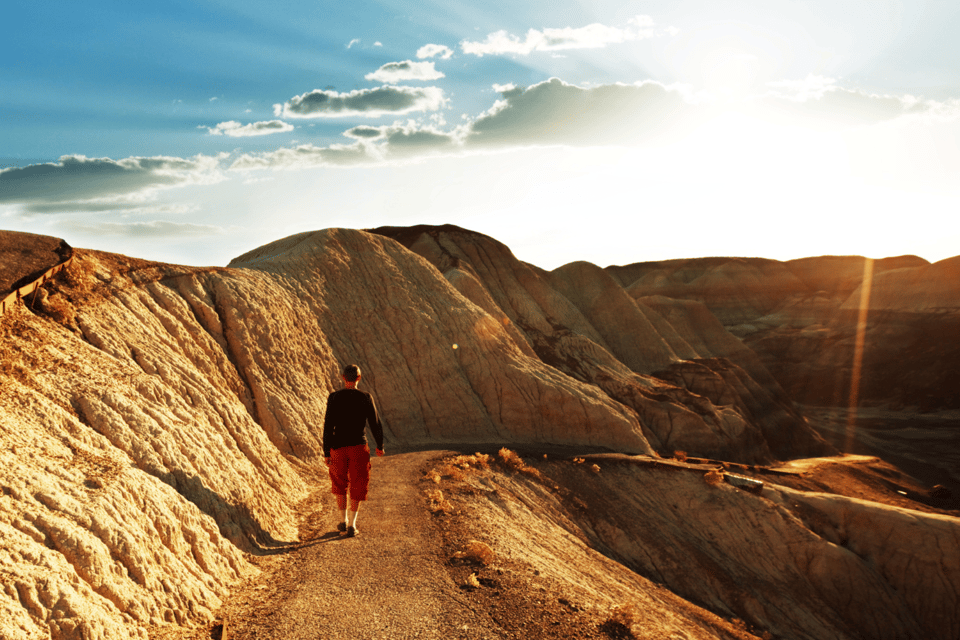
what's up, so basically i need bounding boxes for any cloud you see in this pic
[62,220,222,238]
[461,15,659,56]
[206,120,295,137]
[759,75,953,126]
[0,154,224,209]
[229,142,374,170]
[417,44,454,60]
[344,126,387,140]
[347,39,360,49]
[465,78,692,146]
[274,86,447,119]
[364,61,444,83]
[344,122,461,155]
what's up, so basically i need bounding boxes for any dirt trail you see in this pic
[217,450,498,640]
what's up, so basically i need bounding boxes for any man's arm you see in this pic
[368,394,384,455]
[322,392,336,459]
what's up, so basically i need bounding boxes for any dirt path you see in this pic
[217,450,499,640]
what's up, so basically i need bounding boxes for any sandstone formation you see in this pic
[0,225,955,638]
[372,225,831,463]
[451,454,960,640]
[606,253,960,413]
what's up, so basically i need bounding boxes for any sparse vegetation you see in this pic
[453,540,495,566]
[704,469,724,487]
[426,488,452,514]
[674,450,688,462]
[497,448,544,481]
[599,604,640,639]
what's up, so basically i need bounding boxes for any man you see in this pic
[322,364,385,537]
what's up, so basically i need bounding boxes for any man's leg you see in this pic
[328,448,350,532]
[345,445,371,535]
[347,498,361,528]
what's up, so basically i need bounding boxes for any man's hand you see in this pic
[375,448,385,457]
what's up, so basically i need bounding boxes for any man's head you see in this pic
[342,364,361,384]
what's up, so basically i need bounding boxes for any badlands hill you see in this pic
[0,225,957,639]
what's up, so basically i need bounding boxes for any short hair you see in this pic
[342,364,361,382]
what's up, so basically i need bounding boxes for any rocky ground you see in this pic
[147,448,958,640]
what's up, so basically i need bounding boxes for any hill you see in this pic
[0,225,957,639]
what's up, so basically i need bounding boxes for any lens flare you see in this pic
[845,258,874,453]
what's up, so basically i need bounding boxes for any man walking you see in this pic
[323,364,385,537]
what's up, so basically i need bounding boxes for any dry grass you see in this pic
[497,448,544,481]
[704,469,724,487]
[453,540,495,566]
[673,450,688,462]
[599,604,640,639]
[426,488,452,514]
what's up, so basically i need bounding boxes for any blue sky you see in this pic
[2,0,959,268]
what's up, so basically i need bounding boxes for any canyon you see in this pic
[0,226,957,639]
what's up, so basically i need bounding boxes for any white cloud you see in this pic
[364,61,445,83]
[758,76,951,126]
[207,120,295,137]
[347,38,360,49]
[466,78,693,146]
[274,86,448,119]
[461,15,660,56]
[417,44,454,60]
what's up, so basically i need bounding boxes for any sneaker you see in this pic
[337,522,347,533]
[346,525,359,537]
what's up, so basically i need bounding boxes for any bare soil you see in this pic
[147,449,958,640]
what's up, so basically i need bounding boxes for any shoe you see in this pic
[337,522,347,533]
[346,525,359,537]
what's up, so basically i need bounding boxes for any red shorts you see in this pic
[328,444,371,501]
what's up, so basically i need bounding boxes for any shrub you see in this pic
[454,540,495,566]
[498,447,525,471]
[704,469,724,487]
[674,450,688,462]
[497,448,544,481]
[426,489,452,513]
[600,604,639,639]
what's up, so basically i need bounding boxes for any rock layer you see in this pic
[373,225,831,462]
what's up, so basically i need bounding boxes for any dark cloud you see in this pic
[344,126,387,140]
[466,78,691,146]
[63,220,222,238]
[384,126,459,156]
[275,86,446,119]
[229,143,373,170]
[0,155,221,207]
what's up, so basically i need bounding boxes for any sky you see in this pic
[2,0,959,270]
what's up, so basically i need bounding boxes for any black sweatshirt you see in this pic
[322,388,384,458]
